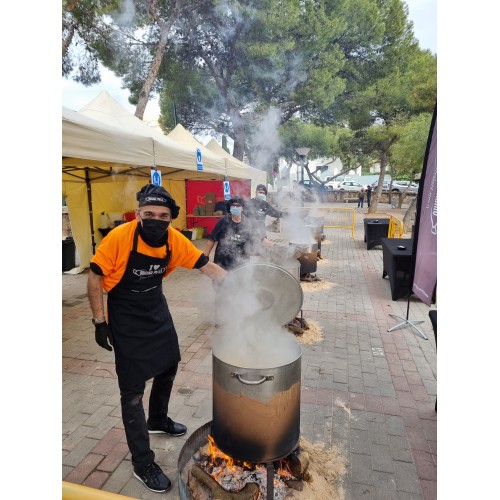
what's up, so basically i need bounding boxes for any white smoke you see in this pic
[250,108,282,171]
[212,263,302,368]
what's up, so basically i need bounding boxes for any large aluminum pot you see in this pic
[258,246,301,283]
[289,241,318,255]
[218,262,303,327]
[212,335,302,463]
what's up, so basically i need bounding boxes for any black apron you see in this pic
[107,227,181,387]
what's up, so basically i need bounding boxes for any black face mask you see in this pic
[139,218,169,246]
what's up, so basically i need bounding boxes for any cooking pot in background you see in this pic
[289,241,318,255]
[257,245,301,283]
[289,241,318,275]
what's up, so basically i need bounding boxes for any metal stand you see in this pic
[266,462,274,500]
[387,293,428,340]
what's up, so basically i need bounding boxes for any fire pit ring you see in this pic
[177,421,213,500]
[177,420,302,500]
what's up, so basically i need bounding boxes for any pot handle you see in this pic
[231,372,274,385]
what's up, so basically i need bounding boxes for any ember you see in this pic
[180,431,346,500]
[188,435,306,500]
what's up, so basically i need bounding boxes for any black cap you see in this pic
[136,184,180,219]
[256,184,267,195]
[226,196,245,213]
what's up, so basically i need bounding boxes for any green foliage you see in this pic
[62,0,437,182]
[62,0,124,84]
[278,119,338,161]
[389,112,433,177]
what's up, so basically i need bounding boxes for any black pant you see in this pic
[119,364,178,467]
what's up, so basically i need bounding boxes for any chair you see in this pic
[428,310,437,411]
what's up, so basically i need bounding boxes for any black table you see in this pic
[381,238,413,300]
[363,218,390,242]
[365,219,390,249]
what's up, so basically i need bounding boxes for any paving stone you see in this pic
[350,453,374,485]
[373,470,398,499]
[388,435,413,463]
[63,436,100,467]
[394,460,422,494]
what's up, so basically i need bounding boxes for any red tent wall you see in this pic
[186,179,251,234]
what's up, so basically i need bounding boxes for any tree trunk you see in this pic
[62,23,75,58]
[403,196,417,233]
[229,109,246,161]
[134,0,182,120]
[368,150,388,214]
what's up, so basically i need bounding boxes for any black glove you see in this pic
[95,322,113,351]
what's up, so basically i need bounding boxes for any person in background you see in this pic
[366,184,372,208]
[87,184,226,493]
[204,196,272,270]
[357,187,365,208]
[245,184,285,239]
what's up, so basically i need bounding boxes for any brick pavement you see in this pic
[62,203,436,499]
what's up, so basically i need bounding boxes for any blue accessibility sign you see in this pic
[196,148,203,171]
[151,168,161,186]
[223,181,231,200]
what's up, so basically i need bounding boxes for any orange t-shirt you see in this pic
[91,220,203,292]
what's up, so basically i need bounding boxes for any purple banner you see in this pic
[412,117,437,305]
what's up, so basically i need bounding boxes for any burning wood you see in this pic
[283,448,310,478]
[182,433,346,500]
[190,464,260,499]
[286,317,309,336]
[288,319,324,345]
[300,273,320,282]
[187,436,307,500]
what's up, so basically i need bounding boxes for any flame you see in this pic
[278,459,294,479]
[207,434,235,469]
[207,435,252,473]
[202,435,297,496]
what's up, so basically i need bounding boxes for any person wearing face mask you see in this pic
[245,184,285,239]
[87,183,227,493]
[203,196,268,270]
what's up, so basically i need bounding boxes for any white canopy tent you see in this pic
[62,93,256,272]
[204,137,266,191]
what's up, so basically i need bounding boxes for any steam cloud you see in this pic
[212,263,302,369]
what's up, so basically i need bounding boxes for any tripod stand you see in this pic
[387,291,428,340]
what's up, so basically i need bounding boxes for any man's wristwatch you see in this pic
[92,317,106,325]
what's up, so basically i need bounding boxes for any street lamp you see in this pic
[295,147,310,183]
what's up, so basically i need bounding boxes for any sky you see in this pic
[61,0,437,122]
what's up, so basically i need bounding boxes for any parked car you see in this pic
[371,181,390,192]
[391,180,419,194]
[371,180,418,194]
[327,180,364,192]
[298,179,329,191]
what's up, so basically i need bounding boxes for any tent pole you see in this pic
[85,168,97,255]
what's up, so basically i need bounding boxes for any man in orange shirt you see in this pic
[87,184,226,493]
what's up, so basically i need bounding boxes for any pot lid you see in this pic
[220,262,303,326]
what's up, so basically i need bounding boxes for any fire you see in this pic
[277,460,294,479]
[198,436,300,499]
[207,435,252,474]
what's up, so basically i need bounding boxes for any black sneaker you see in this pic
[147,417,187,436]
[133,461,171,493]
